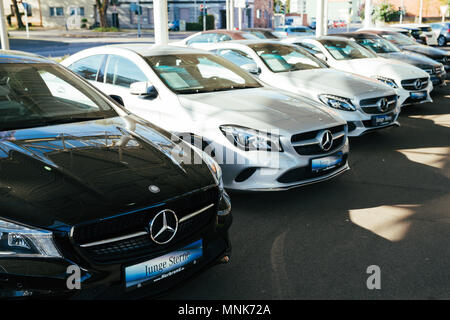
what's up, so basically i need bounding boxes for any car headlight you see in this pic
[200,150,223,192]
[0,219,61,258]
[374,76,398,88]
[318,94,356,111]
[219,125,283,152]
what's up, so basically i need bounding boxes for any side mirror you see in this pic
[110,95,124,106]
[130,81,158,99]
[241,64,261,75]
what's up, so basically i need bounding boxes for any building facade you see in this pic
[2,0,275,30]
[2,0,97,28]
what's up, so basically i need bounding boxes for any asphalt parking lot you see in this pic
[164,76,450,300]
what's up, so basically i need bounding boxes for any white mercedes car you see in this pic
[206,40,400,137]
[283,36,433,107]
[61,45,349,191]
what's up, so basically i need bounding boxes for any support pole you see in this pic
[364,0,372,29]
[226,0,230,29]
[238,7,242,29]
[203,0,206,31]
[229,0,234,30]
[399,0,404,24]
[316,0,324,37]
[418,0,423,24]
[153,0,169,45]
[323,0,328,36]
[0,0,9,50]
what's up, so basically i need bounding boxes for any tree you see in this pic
[11,0,25,28]
[96,0,109,28]
[373,2,400,22]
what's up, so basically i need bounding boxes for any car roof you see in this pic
[317,35,354,42]
[334,32,380,39]
[98,44,215,57]
[0,50,54,64]
[193,29,251,39]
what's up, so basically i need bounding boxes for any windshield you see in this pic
[355,37,401,53]
[145,54,262,94]
[0,63,117,132]
[247,30,278,39]
[319,39,377,60]
[249,43,327,72]
[381,33,417,46]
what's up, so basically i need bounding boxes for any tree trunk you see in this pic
[96,0,109,28]
[11,0,25,28]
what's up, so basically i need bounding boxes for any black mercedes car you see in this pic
[0,51,232,298]
[337,32,447,87]
[363,30,450,73]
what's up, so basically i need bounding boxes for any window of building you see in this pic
[50,7,64,17]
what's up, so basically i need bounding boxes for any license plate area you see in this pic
[311,152,344,174]
[410,91,427,100]
[124,239,203,288]
[371,113,394,126]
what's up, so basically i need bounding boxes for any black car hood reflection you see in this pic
[379,51,441,68]
[0,116,214,230]
[400,44,450,59]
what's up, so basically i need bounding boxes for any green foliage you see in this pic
[373,2,400,22]
[92,27,120,32]
[198,14,215,30]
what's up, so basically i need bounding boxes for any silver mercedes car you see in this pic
[62,45,349,191]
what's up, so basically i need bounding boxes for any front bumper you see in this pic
[397,83,433,106]
[335,106,401,137]
[0,200,232,299]
[216,136,350,191]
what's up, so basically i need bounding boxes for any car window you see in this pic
[105,55,148,88]
[186,34,210,45]
[0,63,117,131]
[217,49,256,68]
[215,34,233,42]
[145,54,261,94]
[356,37,401,53]
[319,39,376,60]
[296,42,323,55]
[68,54,104,81]
[249,43,326,72]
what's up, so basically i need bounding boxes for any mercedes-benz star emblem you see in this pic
[148,185,160,193]
[319,130,333,152]
[414,79,422,90]
[377,98,389,113]
[149,210,178,244]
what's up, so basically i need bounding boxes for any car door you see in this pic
[95,54,169,128]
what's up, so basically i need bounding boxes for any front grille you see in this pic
[291,125,346,156]
[359,95,397,115]
[71,187,219,263]
[401,77,429,91]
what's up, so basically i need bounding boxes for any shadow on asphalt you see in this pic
[163,82,450,300]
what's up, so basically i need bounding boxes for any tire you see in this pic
[438,35,447,47]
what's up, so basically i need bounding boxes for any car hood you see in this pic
[268,68,396,100]
[378,51,441,68]
[339,58,429,80]
[400,44,450,59]
[178,87,345,135]
[0,116,214,230]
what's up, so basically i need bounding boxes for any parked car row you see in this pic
[0,24,448,298]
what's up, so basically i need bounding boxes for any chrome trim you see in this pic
[78,203,215,248]
[79,231,148,248]
[291,131,345,147]
[179,203,215,223]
